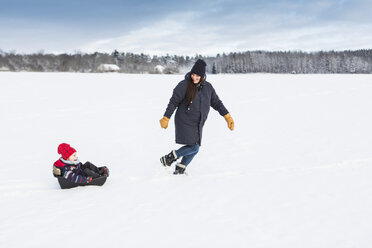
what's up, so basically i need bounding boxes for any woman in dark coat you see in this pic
[160,59,234,174]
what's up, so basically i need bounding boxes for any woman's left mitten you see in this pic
[224,113,234,131]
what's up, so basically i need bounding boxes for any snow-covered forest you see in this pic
[0,49,371,73]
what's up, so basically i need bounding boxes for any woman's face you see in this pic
[191,73,201,84]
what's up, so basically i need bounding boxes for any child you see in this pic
[53,143,109,183]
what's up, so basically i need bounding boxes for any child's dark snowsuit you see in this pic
[53,159,108,183]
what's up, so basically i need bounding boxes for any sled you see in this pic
[57,175,107,189]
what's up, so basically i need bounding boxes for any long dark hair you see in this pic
[186,74,205,107]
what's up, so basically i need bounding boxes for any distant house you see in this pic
[97,64,120,72]
[154,65,165,74]
[0,66,10,72]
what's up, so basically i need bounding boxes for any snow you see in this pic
[97,64,120,72]
[154,65,165,73]
[1,72,372,248]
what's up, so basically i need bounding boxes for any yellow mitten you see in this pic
[224,113,234,131]
[159,116,170,129]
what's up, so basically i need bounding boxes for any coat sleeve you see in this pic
[62,165,90,183]
[210,85,229,117]
[164,81,187,118]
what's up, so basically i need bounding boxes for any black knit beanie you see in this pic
[190,59,207,77]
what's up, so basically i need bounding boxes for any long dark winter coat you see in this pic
[164,73,229,145]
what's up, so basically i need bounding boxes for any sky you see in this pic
[0,0,371,55]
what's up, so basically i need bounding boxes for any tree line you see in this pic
[0,49,371,73]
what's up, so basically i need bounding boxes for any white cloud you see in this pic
[3,3,372,55]
[79,12,250,56]
[239,23,372,52]
[78,9,372,56]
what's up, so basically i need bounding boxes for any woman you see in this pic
[159,59,234,174]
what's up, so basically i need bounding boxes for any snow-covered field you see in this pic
[1,72,371,248]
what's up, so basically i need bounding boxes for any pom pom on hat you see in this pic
[58,143,76,160]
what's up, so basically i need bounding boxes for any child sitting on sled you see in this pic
[53,143,109,183]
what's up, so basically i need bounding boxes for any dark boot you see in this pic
[160,150,177,166]
[173,163,186,175]
[98,166,109,177]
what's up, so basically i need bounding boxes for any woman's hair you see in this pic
[186,74,205,107]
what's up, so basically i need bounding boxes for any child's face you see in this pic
[67,152,78,161]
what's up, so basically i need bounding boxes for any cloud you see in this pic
[2,0,372,54]
[235,24,372,52]
[79,5,372,56]
[80,12,226,55]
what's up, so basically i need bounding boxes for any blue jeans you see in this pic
[175,144,200,166]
